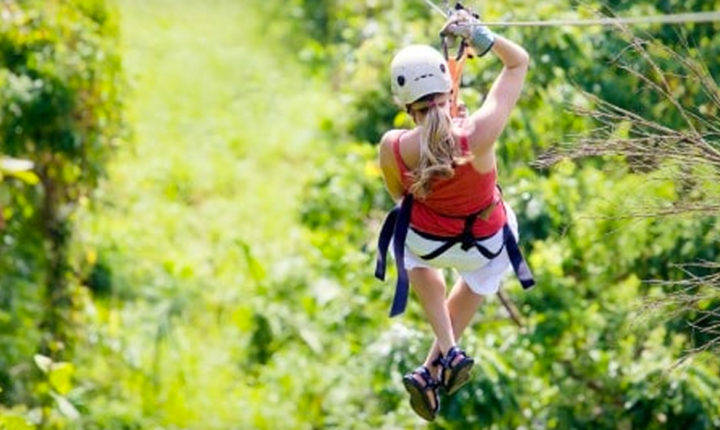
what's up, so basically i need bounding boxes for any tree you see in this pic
[0,0,124,424]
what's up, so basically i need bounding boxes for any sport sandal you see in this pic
[402,366,440,421]
[434,346,474,395]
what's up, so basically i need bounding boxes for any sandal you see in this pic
[434,346,474,395]
[402,366,440,421]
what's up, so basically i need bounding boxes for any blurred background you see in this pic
[0,0,719,428]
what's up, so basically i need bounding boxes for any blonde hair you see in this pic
[408,94,471,199]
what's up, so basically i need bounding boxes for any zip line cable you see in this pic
[483,11,720,27]
[422,0,448,18]
[420,1,720,27]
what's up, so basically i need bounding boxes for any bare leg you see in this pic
[405,267,458,410]
[408,267,456,355]
[422,277,485,375]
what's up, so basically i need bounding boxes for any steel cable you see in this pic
[420,1,720,27]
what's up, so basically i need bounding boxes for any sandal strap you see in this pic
[431,353,443,368]
[434,346,468,368]
[412,366,438,389]
[445,346,467,366]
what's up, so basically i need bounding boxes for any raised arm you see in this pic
[466,36,529,154]
[442,14,529,155]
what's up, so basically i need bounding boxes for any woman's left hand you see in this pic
[440,9,495,56]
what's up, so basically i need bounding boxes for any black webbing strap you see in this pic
[418,221,534,289]
[503,223,535,289]
[375,195,535,318]
[374,195,414,317]
[418,235,504,260]
[417,204,503,261]
[374,208,398,281]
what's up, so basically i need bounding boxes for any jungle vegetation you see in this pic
[1,0,718,428]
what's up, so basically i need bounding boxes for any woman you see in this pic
[376,13,531,421]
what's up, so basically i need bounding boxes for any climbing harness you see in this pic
[375,195,414,317]
[375,191,535,317]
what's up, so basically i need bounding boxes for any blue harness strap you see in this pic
[503,224,535,289]
[374,208,398,281]
[375,195,414,317]
[375,195,535,317]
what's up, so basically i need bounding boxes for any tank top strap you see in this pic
[392,131,410,176]
[454,117,470,155]
[459,134,469,154]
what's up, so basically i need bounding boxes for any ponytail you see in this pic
[408,97,471,199]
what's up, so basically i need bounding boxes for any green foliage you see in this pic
[0,0,123,426]
[301,142,390,245]
[1,0,719,429]
[0,0,123,177]
[286,0,720,428]
[84,257,112,297]
[0,157,38,184]
[0,412,35,430]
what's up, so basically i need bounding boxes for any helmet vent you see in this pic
[397,75,406,86]
[440,64,446,73]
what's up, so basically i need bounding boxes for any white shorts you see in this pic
[395,205,519,296]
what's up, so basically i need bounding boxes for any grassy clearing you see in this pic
[72,0,338,427]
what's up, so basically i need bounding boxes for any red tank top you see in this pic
[393,131,506,237]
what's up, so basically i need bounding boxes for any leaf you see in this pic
[0,415,36,430]
[6,170,39,185]
[48,362,75,395]
[299,327,322,354]
[0,157,34,172]
[236,240,266,281]
[0,157,38,184]
[50,392,80,420]
[33,354,52,374]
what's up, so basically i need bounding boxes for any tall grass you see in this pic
[72,1,338,427]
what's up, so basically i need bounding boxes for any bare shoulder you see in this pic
[379,128,408,157]
[380,129,403,149]
[378,129,402,167]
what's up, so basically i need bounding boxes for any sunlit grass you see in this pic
[73,1,338,427]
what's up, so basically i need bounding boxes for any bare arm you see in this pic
[378,131,405,203]
[467,36,529,154]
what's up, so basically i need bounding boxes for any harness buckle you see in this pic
[460,234,475,251]
[460,212,478,251]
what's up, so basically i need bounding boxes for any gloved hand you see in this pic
[440,9,495,56]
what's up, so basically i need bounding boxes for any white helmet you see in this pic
[390,45,452,106]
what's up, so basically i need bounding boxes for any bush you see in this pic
[0,0,124,424]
